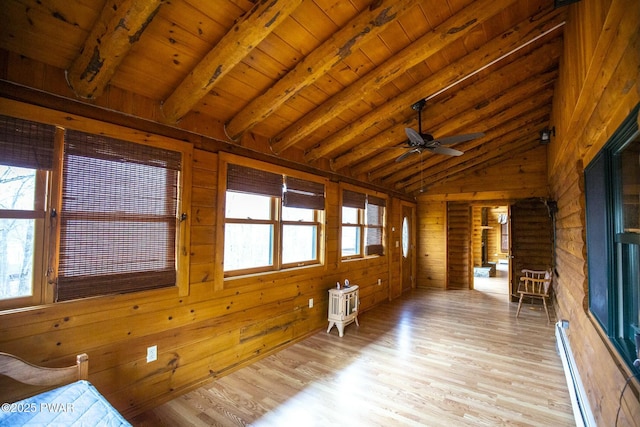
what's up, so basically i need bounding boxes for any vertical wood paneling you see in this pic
[447,202,471,290]
[417,199,447,289]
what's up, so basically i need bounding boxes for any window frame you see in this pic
[280,207,322,269]
[585,103,640,372]
[0,107,192,310]
[218,154,326,281]
[340,185,387,261]
[0,168,49,310]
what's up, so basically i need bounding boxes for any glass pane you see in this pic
[0,218,34,299]
[366,204,383,226]
[342,206,359,224]
[282,206,314,221]
[282,224,317,263]
[402,216,409,258]
[619,135,640,233]
[224,223,273,271]
[342,225,360,256]
[0,166,36,210]
[226,191,272,220]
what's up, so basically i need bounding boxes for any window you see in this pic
[341,189,386,259]
[0,115,55,307]
[223,161,324,276]
[585,104,640,371]
[0,113,190,308]
[56,130,185,301]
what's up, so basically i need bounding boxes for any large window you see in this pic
[56,130,184,301]
[0,114,189,308]
[585,104,640,371]
[341,189,386,259]
[223,161,324,276]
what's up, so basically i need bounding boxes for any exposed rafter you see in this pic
[66,0,165,99]
[326,10,565,170]
[161,0,303,124]
[274,0,522,157]
[223,0,417,141]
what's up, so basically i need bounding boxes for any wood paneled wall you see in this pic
[447,202,471,290]
[416,200,447,289]
[547,0,640,425]
[0,100,411,417]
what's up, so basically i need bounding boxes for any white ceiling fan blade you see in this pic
[405,127,424,146]
[430,146,464,156]
[434,132,485,145]
[396,148,420,162]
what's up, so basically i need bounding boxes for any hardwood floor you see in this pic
[131,288,574,426]
[473,262,510,297]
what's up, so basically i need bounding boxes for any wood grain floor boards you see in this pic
[131,289,574,426]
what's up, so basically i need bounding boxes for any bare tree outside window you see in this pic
[0,166,36,299]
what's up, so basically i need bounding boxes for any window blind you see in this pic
[227,163,283,197]
[56,130,181,301]
[343,190,366,209]
[366,202,384,255]
[284,176,325,210]
[0,114,55,169]
[367,194,386,207]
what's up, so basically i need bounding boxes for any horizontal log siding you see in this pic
[548,0,640,425]
[0,123,408,416]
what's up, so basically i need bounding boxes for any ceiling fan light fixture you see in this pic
[540,126,555,144]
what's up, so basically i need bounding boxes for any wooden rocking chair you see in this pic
[516,269,553,323]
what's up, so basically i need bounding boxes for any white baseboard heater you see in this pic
[555,320,596,427]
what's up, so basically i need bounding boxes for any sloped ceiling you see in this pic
[0,0,566,196]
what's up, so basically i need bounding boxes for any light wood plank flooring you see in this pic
[131,288,574,426]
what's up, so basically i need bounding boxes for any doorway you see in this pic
[471,205,510,297]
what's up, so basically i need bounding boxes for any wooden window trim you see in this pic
[340,184,388,261]
[0,100,192,310]
[217,153,326,286]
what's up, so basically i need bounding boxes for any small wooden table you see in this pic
[327,285,359,337]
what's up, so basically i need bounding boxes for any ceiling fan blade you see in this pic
[405,127,425,146]
[430,146,464,156]
[434,132,485,145]
[395,148,420,162]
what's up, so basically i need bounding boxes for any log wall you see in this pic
[547,0,640,425]
[0,99,410,417]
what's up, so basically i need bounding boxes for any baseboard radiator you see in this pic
[555,320,596,427]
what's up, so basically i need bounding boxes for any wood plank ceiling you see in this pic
[0,0,566,196]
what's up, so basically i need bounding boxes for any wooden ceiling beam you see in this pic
[160,0,302,124]
[66,0,165,99]
[374,68,559,184]
[327,10,565,169]
[274,0,526,157]
[356,71,557,181]
[349,43,561,178]
[224,0,417,141]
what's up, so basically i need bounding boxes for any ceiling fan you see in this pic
[396,99,485,162]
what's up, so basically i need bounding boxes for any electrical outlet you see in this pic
[146,345,157,363]
[309,298,313,308]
